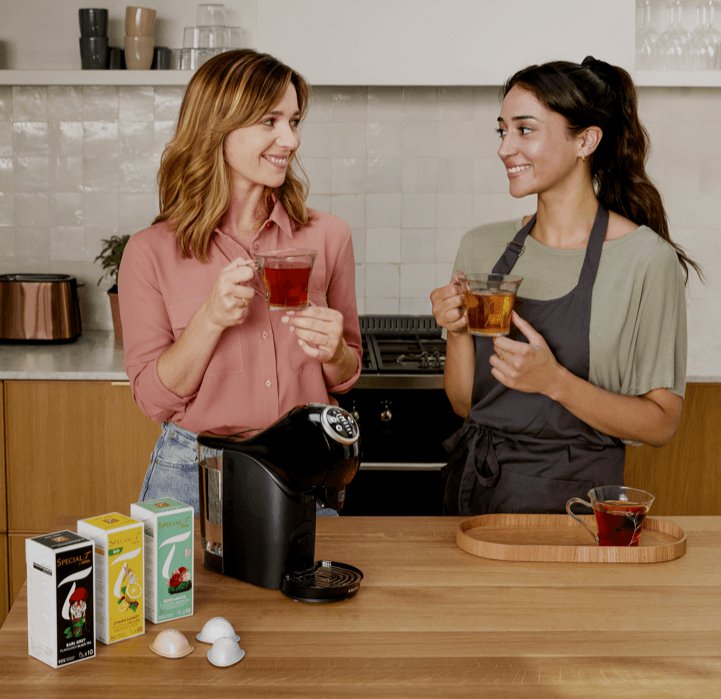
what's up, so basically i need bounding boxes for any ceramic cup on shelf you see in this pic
[152,46,172,69]
[79,36,109,69]
[125,5,156,36]
[108,46,125,70]
[124,35,155,70]
[78,7,109,37]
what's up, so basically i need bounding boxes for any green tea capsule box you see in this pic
[26,530,95,668]
[130,498,194,624]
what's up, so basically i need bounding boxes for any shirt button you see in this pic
[262,331,269,340]
[265,222,272,230]
[265,379,272,388]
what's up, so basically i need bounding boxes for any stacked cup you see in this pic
[179,3,242,70]
[124,6,156,69]
[79,8,109,69]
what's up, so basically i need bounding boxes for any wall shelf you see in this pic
[0,70,193,86]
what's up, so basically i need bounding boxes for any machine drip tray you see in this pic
[281,560,364,602]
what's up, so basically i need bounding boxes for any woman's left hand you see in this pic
[282,304,346,364]
[490,311,563,396]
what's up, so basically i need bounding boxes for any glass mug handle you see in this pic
[565,497,599,544]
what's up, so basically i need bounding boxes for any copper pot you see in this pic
[0,274,82,342]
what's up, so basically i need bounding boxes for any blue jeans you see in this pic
[140,422,338,517]
[140,422,200,515]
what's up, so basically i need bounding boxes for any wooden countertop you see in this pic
[2,516,721,697]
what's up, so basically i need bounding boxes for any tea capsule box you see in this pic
[130,498,194,624]
[25,530,96,668]
[77,513,145,644]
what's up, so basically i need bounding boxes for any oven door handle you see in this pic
[359,462,444,472]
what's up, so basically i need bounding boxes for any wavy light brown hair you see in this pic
[155,49,310,260]
[503,57,701,281]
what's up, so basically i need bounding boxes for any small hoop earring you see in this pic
[580,154,586,162]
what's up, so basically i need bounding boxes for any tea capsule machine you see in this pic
[197,403,363,602]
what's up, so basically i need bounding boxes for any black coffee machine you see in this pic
[197,403,362,601]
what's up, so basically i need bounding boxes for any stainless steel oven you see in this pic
[336,316,463,516]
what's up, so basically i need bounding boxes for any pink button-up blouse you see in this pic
[118,202,362,435]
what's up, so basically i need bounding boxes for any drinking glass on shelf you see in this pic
[196,3,227,26]
[689,0,721,69]
[659,0,692,70]
[636,0,661,69]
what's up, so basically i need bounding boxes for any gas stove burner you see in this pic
[281,560,364,603]
[359,315,447,375]
[396,351,443,370]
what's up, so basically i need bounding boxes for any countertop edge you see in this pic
[0,331,719,383]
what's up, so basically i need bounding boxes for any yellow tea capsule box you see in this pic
[25,530,96,668]
[77,512,145,644]
[130,498,194,624]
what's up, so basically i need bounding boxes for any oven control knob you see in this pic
[348,401,361,422]
[380,402,392,422]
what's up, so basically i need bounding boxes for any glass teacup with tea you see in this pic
[254,248,317,311]
[566,485,655,547]
[457,272,523,337]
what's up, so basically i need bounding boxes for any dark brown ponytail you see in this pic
[503,57,702,281]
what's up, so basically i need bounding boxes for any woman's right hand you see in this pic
[201,257,258,329]
[430,275,467,334]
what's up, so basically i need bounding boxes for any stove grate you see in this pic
[359,314,441,336]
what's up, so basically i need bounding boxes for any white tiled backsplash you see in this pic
[0,84,719,377]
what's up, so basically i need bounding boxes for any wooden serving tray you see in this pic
[456,514,687,563]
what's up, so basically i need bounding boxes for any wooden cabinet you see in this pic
[1,380,160,623]
[625,383,721,516]
[0,383,7,622]
[0,535,7,624]
[5,381,160,531]
[7,533,25,610]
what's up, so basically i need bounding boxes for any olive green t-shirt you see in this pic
[454,219,687,398]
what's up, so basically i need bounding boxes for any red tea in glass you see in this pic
[255,249,316,311]
[594,500,649,546]
[566,485,655,547]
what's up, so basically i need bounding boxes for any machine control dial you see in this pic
[321,406,360,445]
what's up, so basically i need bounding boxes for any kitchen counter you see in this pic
[1,331,719,383]
[0,331,127,380]
[1,516,721,697]
[0,331,448,388]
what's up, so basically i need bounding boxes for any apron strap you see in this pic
[492,215,536,275]
[577,205,608,288]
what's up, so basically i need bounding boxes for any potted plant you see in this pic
[95,234,130,344]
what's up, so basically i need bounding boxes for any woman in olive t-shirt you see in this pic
[430,57,700,515]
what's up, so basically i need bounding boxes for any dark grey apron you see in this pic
[442,205,625,515]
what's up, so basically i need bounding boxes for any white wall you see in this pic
[0,83,719,380]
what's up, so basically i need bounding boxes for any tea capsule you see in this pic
[207,637,245,667]
[196,616,240,644]
[150,629,195,658]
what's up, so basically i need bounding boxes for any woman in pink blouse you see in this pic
[119,50,362,514]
